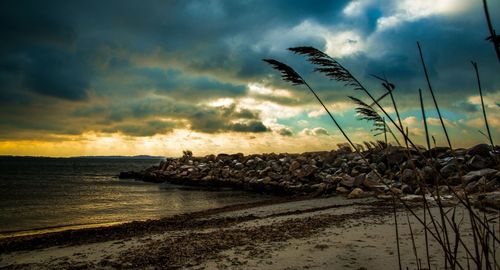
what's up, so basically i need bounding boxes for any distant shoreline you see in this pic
[0,155,165,159]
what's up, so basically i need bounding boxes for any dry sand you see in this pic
[0,196,497,269]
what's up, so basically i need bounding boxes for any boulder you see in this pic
[463,168,498,183]
[477,191,500,210]
[336,186,350,194]
[467,143,491,157]
[245,159,256,168]
[468,177,497,193]
[353,173,366,187]
[234,162,244,170]
[268,172,282,180]
[401,168,418,186]
[289,160,301,172]
[376,162,387,173]
[401,184,413,194]
[386,147,406,165]
[347,188,365,199]
[467,155,492,170]
[312,182,329,193]
[363,171,381,189]
[295,164,317,178]
[440,163,457,178]
[340,174,355,188]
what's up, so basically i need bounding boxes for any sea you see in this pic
[0,156,269,237]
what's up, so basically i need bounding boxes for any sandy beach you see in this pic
[1,195,491,270]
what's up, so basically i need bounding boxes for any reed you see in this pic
[471,61,495,149]
[348,95,400,145]
[264,44,499,269]
[482,0,500,62]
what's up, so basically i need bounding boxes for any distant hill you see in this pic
[0,155,165,159]
[73,155,164,159]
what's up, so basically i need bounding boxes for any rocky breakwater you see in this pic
[120,144,500,208]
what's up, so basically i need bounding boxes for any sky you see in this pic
[0,0,499,157]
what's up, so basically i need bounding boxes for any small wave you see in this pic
[0,221,128,239]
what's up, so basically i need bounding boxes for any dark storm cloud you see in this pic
[229,121,269,133]
[453,101,480,113]
[340,11,499,102]
[278,127,294,136]
[101,120,180,137]
[182,103,270,134]
[0,1,92,101]
[73,97,269,136]
[148,69,246,100]
[1,0,499,140]
[0,0,349,138]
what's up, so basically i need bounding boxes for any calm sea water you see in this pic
[0,157,269,236]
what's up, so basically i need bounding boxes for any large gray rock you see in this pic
[376,162,387,173]
[347,188,365,199]
[440,163,457,178]
[354,173,366,187]
[234,162,244,170]
[295,164,317,178]
[386,147,406,165]
[363,170,381,189]
[340,174,355,188]
[289,160,301,172]
[467,143,491,157]
[421,166,435,182]
[463,168,498,183]
[268,172,282,180]
[245,159,255,168]
[401,168,418,186]
[478,191,500,210]
[467,155,492,170]
[465,179,480,193]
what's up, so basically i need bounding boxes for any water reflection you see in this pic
[0,157,270,234]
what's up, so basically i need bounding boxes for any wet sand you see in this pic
[0,196,496,269]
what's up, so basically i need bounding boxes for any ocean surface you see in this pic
[0,157,270,236]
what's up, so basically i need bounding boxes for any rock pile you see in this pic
[120,144,499,205]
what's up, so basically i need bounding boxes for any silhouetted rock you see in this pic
[440,164,457,178]
[120,144,499,198]
[467,143,491,157]
[467,155,492,170]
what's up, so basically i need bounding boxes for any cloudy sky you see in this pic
[1,0,499,157]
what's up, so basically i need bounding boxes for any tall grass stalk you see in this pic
[293,47,500,247]
[471,61,495,148]
[349,96,401,145]
[263,58,447,247]
[394,196,402,270]
[383,117,387,145]
[417,42,453,150]
[372,75,405,138]
[418,88,432,269]
[262,59,360,155]
[264,47,500,269]
[482,0,500,62]
[407,213,421,270]
[419,89,431,151]
[289,46,421,151]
